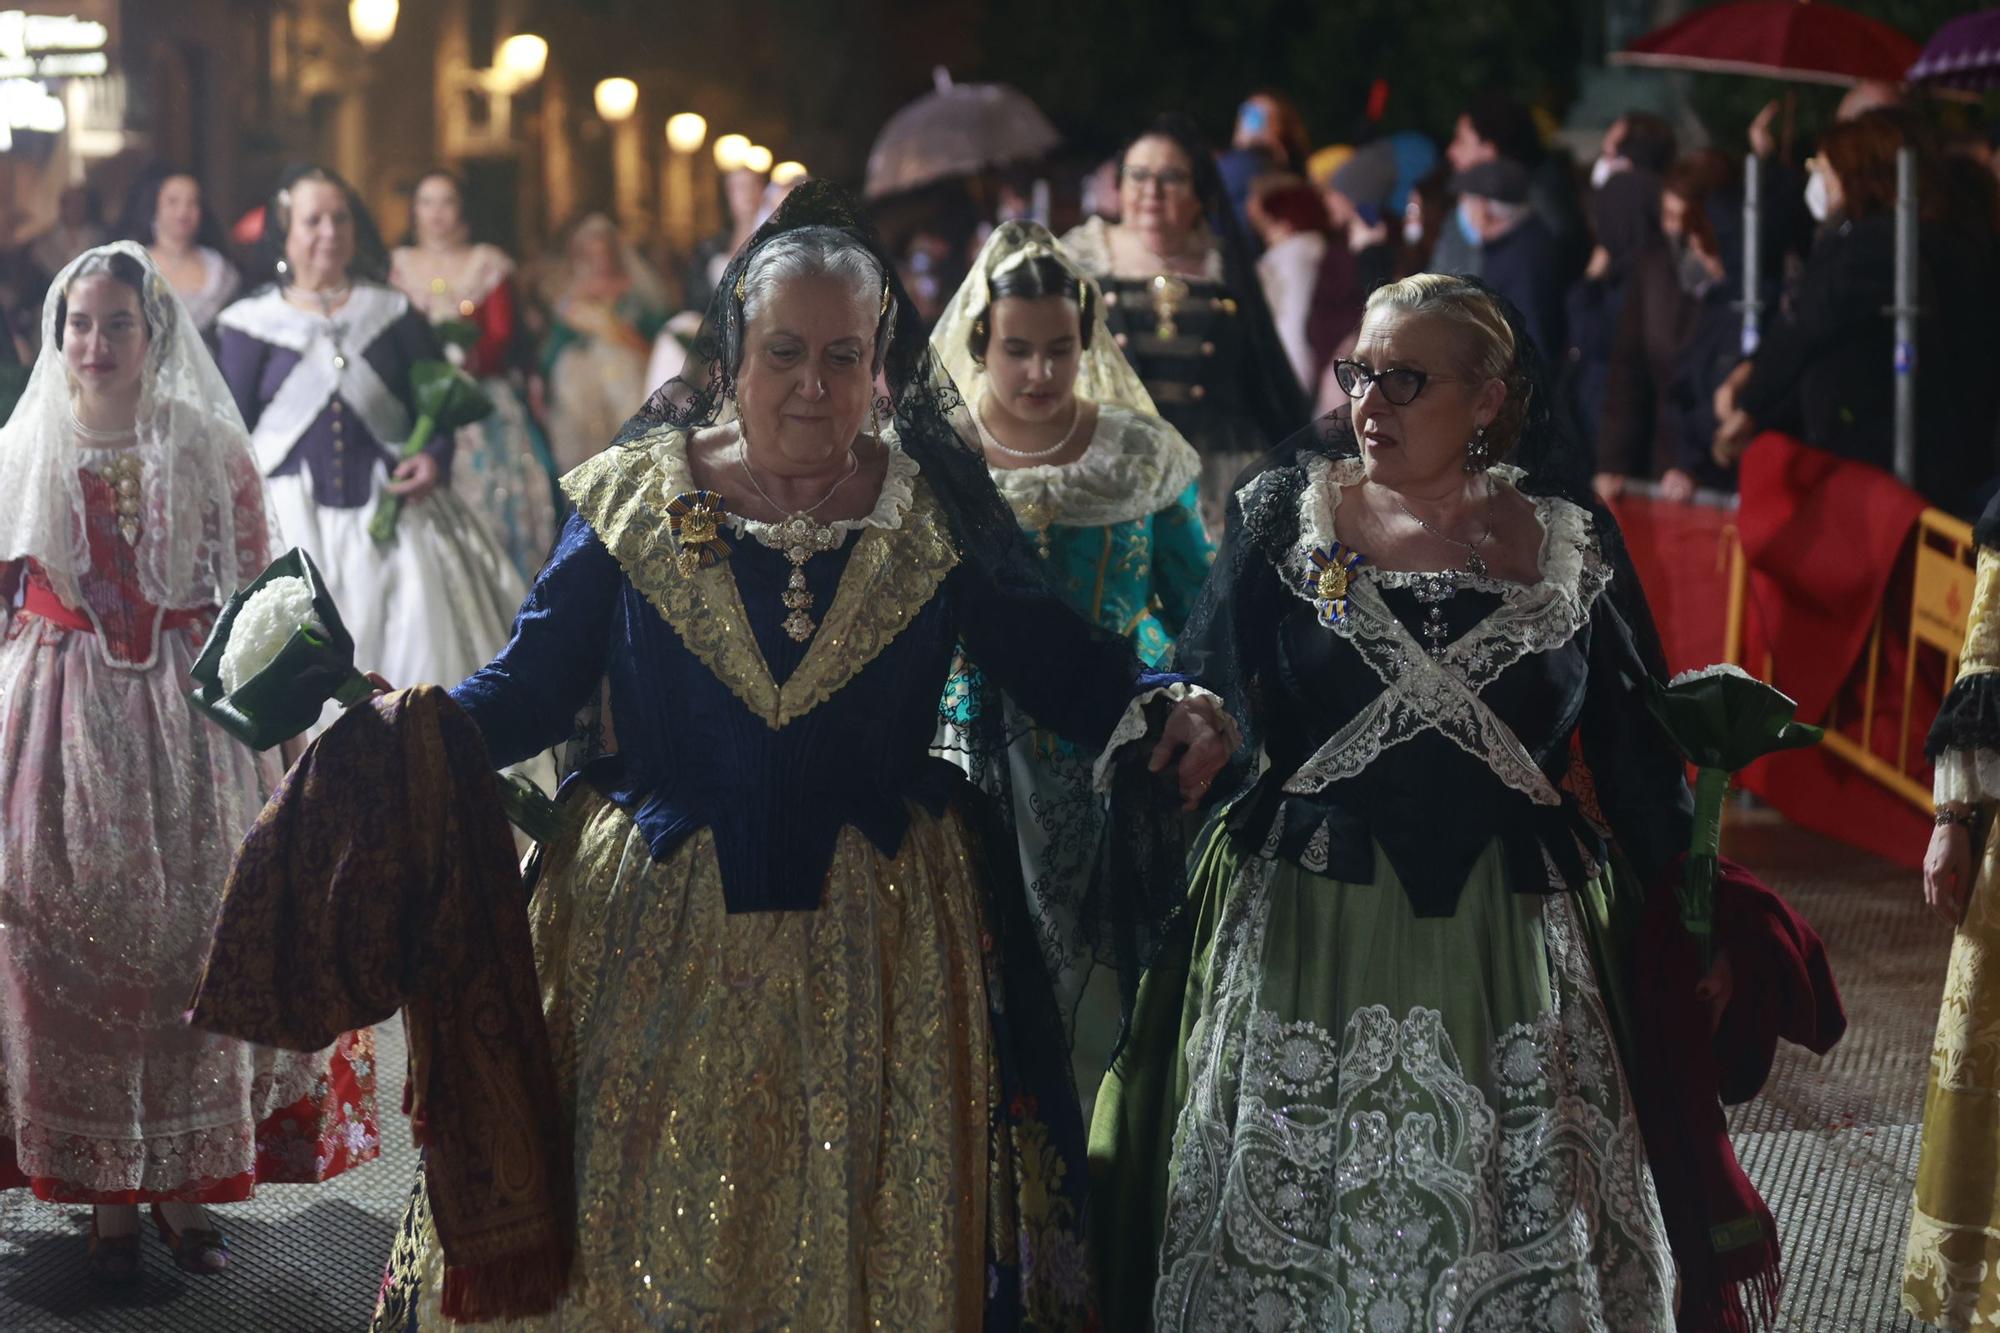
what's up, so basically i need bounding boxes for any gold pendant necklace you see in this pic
[736,444,860,643]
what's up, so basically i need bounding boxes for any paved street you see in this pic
[0,804,1955,1332]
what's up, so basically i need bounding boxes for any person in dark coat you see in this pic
[1596,151,1739,502]
[1566,167,1662,473]
[1715,110,2000,515]
[1452,158,1563,359]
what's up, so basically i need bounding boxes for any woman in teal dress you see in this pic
[931,221,1214,1098]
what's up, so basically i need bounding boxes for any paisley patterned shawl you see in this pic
[189,687,570,1322]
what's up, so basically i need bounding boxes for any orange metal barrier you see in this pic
[1724,506,1976,811]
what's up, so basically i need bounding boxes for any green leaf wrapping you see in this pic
[367,360,496,544]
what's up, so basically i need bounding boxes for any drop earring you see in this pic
[1464,424,1491,472]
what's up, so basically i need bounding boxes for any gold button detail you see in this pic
[1190,384,1207,401]
[458,299,476,317]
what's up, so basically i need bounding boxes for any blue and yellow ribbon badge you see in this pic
[666,489,732,577]
[1307,542,1367,627]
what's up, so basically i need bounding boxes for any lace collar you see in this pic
[986,403,1200,530]
[648,424,921,537]
[1060,216,1227,285]
[1283,454,1596,612]
[215,282,407,353]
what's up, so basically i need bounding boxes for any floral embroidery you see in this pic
[1155,856,1674,1332]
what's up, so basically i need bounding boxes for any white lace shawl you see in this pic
[1254,454,1611,809]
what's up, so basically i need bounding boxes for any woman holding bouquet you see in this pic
[1091,274,1829,1330]
[0,244,377,1278]
[390,170,559,582]
[216,164,532,737]
[355,182,1235,1329]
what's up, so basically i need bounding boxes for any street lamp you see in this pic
[349,0,398,49]
[494,34,548,91]
[712,133,750,172]
[594,77,638,123]
[771,161,807,187]
[665,112,707,155]
[742,144,773,175]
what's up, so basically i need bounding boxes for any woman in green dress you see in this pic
[1093,274,1724,1330]
[931,220,1214,1102]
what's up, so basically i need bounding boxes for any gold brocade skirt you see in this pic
[1905,816,2000,1330]
[373,791,999,1332]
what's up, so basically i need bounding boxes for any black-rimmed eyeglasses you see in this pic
[1332,359,1456,406]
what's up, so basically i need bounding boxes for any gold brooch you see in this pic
[665,490,731,576]
[1307,542,1366,627]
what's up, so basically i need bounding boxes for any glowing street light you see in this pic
[770,161,808,187]
[593,77,638,123]
[349,0,398,49]
[495,34,548,90]
[742,144,774,174]
[712,133,750,172]
[665,112,707,154]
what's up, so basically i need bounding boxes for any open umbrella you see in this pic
[864,67,1060,201]
[1907,8,2000,91]
[1610,0,1921,86]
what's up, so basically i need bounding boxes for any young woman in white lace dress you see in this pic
[0,245,375,1281]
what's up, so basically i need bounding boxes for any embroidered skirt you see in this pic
[373,790,1093,1331]
[1903,815,2000,1330]
[1090,821,1675,1331]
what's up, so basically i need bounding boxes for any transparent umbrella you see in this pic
[864,67,1061,201]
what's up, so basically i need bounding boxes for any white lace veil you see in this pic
[0,242,270,663]
[932,220,1166,419]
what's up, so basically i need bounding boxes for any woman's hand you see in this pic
[1584,245,1612,282]
[1695,949,1734,1033]
[387,452,440,502]
[1748,100,1779,159]
[1148,693,1239,812]
[1925,817,1975,927]
[1659,468,1697,503]
[1712,409,1756,468]
[1711,360,1751,425]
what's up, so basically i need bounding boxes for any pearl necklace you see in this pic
[973,391,1083,461]
[736,443,861,642]
[68,410,137,443]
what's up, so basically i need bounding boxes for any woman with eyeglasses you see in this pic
[1091,273,1836,1331]
[1063,114,1310,538]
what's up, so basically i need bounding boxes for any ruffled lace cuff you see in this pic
[1092,681,1231,793]
[1928,670,2000,761]
[1935,748,2000,807]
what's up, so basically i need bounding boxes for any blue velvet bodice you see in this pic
[451,488,1173,913]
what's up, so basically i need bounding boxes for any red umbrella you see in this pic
[1611,0,1921,87]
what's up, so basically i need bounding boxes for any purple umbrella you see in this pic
[1907,8,2000,91]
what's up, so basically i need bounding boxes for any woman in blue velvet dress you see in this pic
[369,183,1234,1331]
[931,221,1214,1098]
